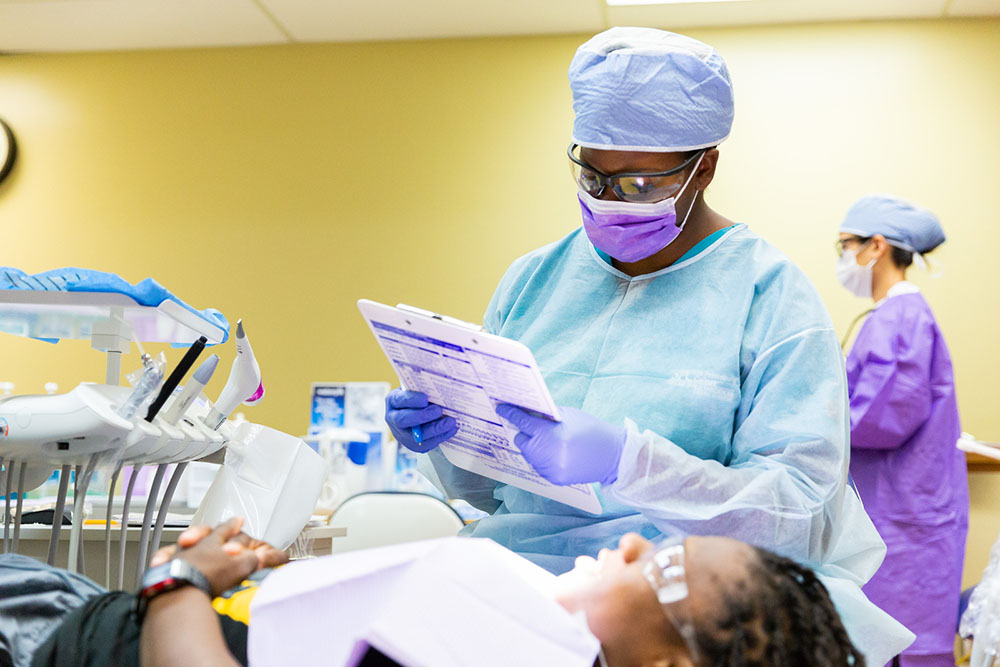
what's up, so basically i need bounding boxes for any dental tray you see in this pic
[0,290,226,345]
[0,267,228,345]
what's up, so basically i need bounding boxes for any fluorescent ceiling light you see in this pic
[607,0,750,5]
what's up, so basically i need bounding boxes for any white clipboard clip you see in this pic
[396,303,483,333]
[957,432,1000,462]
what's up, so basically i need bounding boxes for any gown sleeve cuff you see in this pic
[607,418,688,495]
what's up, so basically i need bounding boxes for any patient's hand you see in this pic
[150,517,289,596]
[151,518,290,571]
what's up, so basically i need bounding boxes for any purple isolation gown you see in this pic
[847,288,969,666]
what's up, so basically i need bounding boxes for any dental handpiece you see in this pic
[204,320,264,430]
[145,336,208,423]
[162,354,219,425]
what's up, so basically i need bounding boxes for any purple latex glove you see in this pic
[385,389,458,454]
[495,404,626,486]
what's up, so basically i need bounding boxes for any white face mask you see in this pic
[835,247,876,299]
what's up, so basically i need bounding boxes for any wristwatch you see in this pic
[135,559,213,619]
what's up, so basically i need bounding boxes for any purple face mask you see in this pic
[579,155,702,263]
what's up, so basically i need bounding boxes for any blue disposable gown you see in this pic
[847,286,969,659]
[426,225,913,662]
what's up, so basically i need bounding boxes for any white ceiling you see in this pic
[0,0,997,53]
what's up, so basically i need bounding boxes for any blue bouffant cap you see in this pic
[839,194,946,254]
[569,27,735,152]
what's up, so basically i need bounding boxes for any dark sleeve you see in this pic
[31,591,249,667]
[30,592,141,667]
[217,615,248,666]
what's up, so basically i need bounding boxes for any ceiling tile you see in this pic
[606,0,948,30]
[0,0,287,53]
[947,0,1000,15]
[1,0,995,54]
[258,0,605,43]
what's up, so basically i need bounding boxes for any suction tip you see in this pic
[236,319,245,339]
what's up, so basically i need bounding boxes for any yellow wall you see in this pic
[1,18,997,585]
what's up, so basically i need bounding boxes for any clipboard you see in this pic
[357,299,602,514]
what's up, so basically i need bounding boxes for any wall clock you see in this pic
[0,117,17,186]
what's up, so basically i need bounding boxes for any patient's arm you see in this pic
[140,517,282,667]
[141,587,240,667]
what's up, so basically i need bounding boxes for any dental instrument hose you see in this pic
[67,454,99,574]
[148,462,187,565]
[103,462,122,588]
[135,464,167,587]
[46,465,71,566]
[108,353,163,585]
[3,461,12,553]
[12,461,25,552]
[117,465,142,589]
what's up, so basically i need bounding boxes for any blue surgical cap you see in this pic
[839,194,946,254]
[569,27,734,152]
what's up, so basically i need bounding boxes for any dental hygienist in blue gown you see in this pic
[385,27,913,663]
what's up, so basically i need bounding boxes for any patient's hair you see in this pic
[692,547,865,667]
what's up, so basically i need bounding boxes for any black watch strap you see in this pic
[135,559,212,619]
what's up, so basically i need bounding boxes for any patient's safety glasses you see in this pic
[568,143,703,204]
[642,538,700,662]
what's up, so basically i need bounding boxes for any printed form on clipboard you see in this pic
[358,299,602,514]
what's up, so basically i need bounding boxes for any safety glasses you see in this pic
[642,538,700,662]
[568,143,703,203]
[835,236,872,258]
